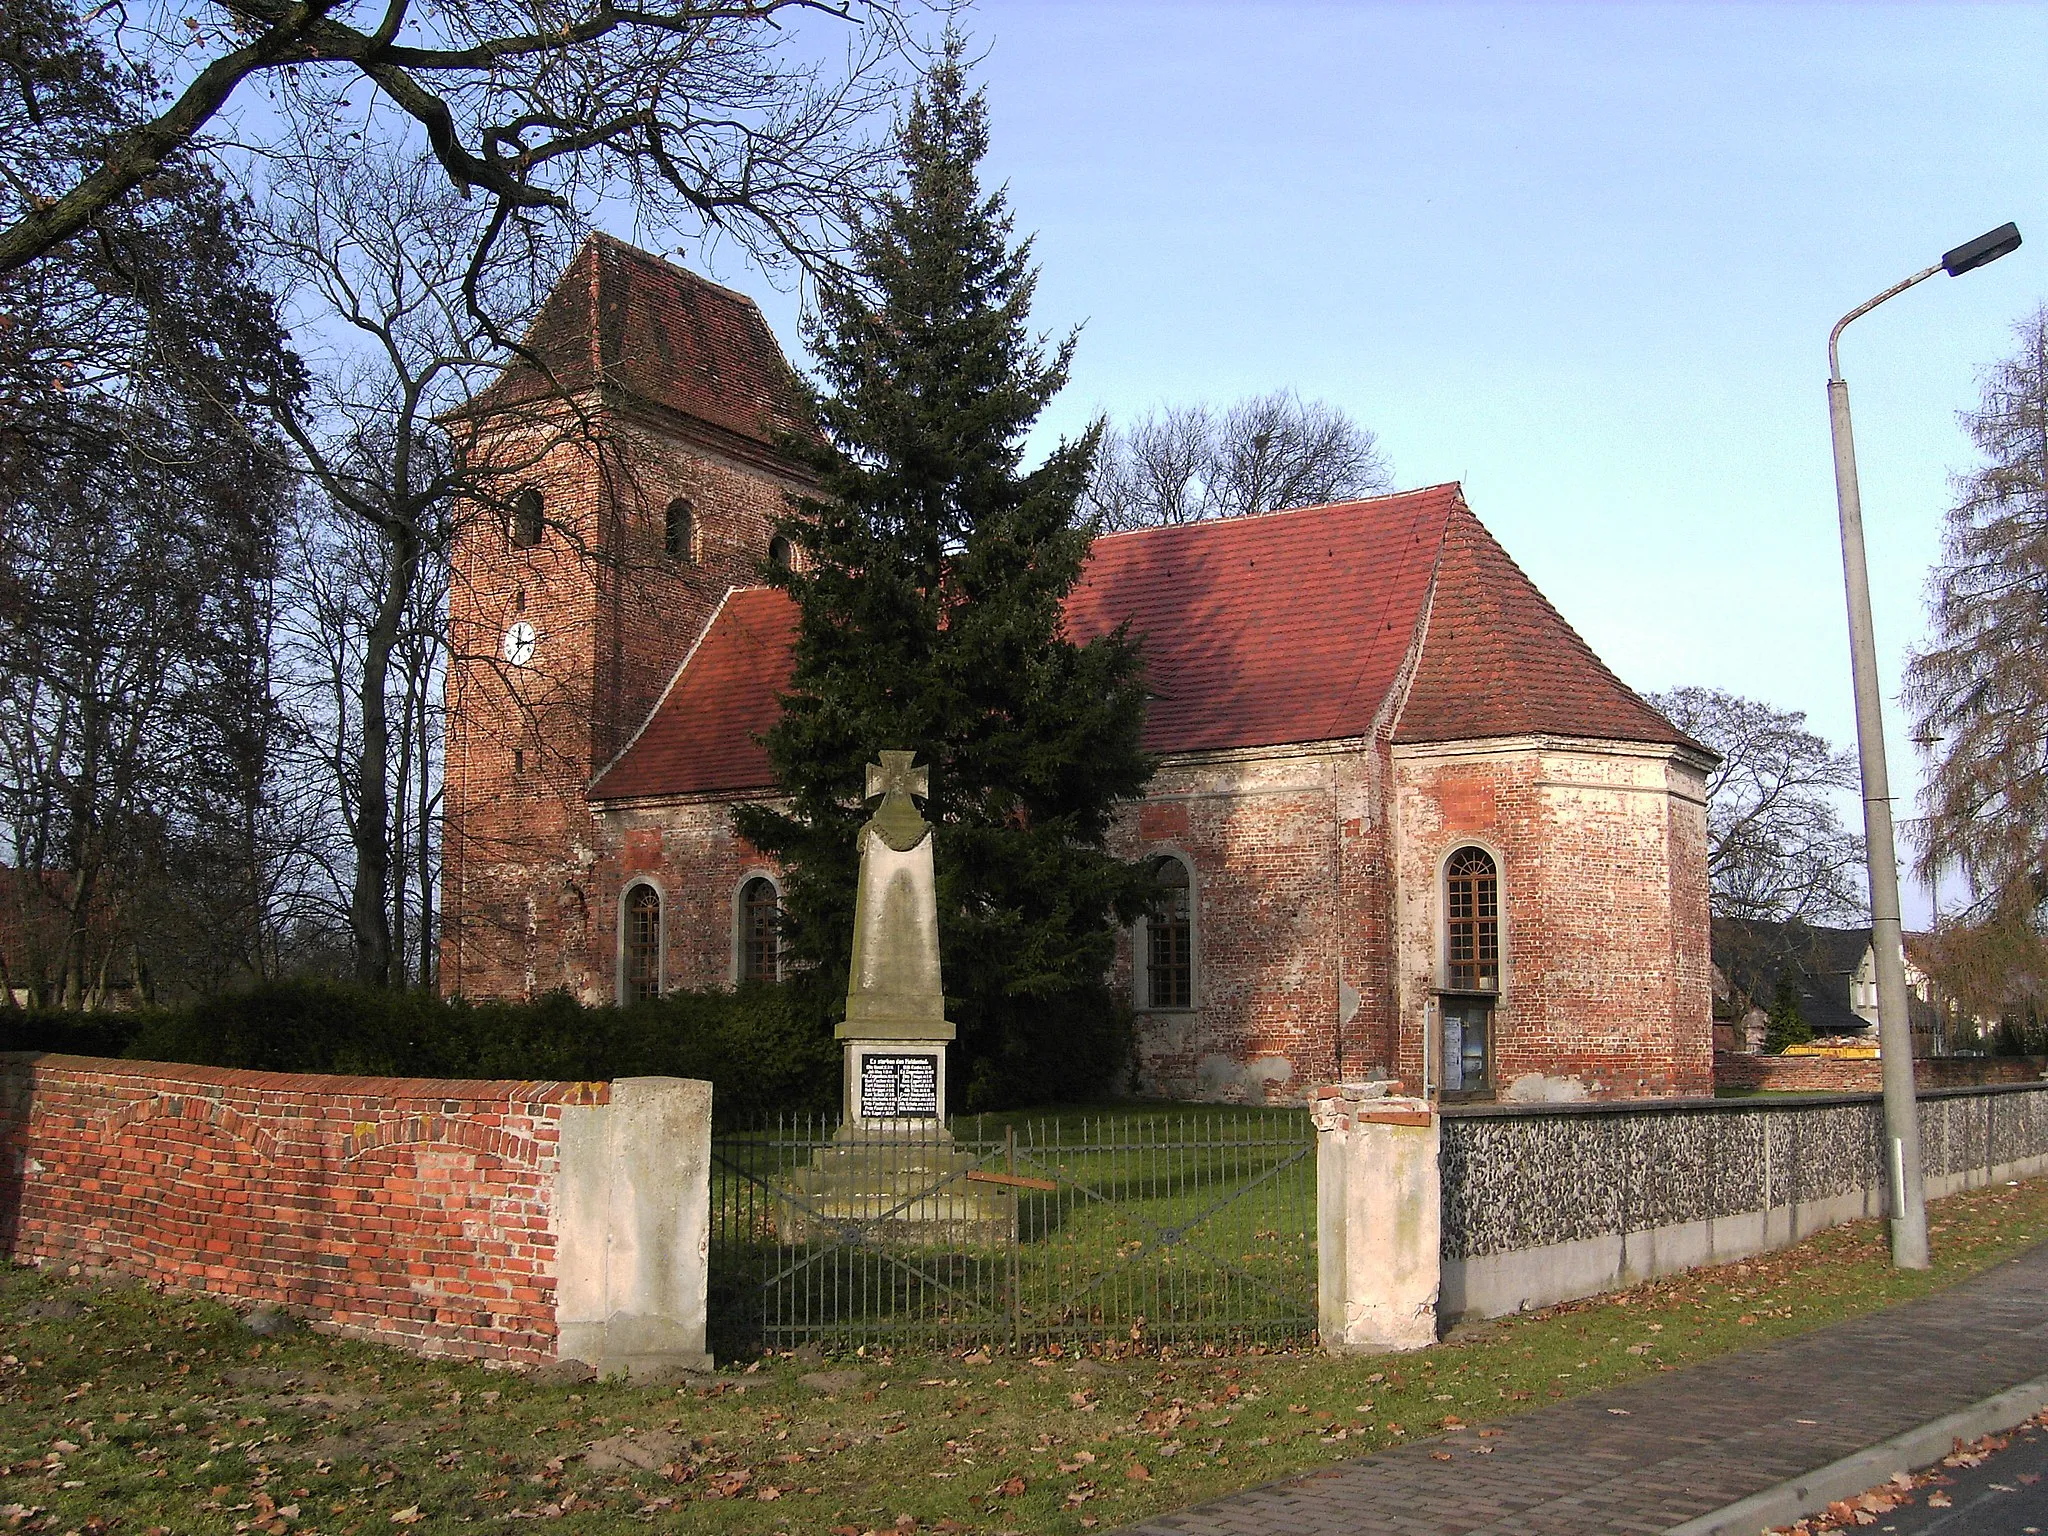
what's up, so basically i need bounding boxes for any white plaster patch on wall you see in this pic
[1500,1071,1591,1104]
[1195,1052,1296,1102]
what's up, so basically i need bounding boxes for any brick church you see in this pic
[441,235,1716,1105]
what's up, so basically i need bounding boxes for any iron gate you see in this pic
[708,1108,1316,1358]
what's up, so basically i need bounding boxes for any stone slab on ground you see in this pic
[1116,1237,2048,1536]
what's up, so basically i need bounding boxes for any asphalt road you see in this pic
[1874,1418,2048,1535]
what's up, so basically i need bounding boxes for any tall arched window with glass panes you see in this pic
[737,876,780,983]
[1441,846,1500,1097]
[621,883,662,1003]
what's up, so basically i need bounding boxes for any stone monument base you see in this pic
[780,1127,1014,1248]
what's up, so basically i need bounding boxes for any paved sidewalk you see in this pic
[1120,1238,2048,1536]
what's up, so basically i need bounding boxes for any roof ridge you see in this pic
[583,231,767,311]
[1390,500,1692,749]
[1382,505,1457,743]
[1319,490,1458,739]
[1085,482,1463,544]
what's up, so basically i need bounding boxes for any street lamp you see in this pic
[1826,221,2020,1271]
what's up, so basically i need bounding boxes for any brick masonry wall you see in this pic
[1392,737,1715,1102]
[1714,1051,2048,1094]
[0,1054,606,1364]
[441,403,811,1001]
[588,798,778,999]
[1107,743,1392,1104]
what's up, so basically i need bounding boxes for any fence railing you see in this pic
[708,1107,1316,1357]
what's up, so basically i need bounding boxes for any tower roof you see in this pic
[461,235,806,447]
[590,486,1695,801]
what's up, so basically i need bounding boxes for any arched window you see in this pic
[665,498,695,562]
[1444,846,1500,993]
[509,486,544,549]
[621,883,662,1003]
[737,876,780,983]
[1144,855,1194,1010]
[768,534,793,573]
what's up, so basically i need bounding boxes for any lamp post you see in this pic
[1826,221,2020,1270]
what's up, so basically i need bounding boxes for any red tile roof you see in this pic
[591,486,1690,800]
[1065,488,1456,753]
[462,235,805,447]
[1390,503,1690,747]
[597,588,799,798]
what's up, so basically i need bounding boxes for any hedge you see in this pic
[0,980,839,1124]
[0,971,1135,1117]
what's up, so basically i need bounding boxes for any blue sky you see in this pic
[712,1,2048,923]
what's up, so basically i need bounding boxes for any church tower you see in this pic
[439,236,813,999]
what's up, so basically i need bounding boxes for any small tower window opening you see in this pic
[665,498,696,562]
[621,883,662,1003]
[509,487,544,549]
[768,534,793,573]
[1145,855,1193,1010]
[738,877,780,983]
[1445,846,1500,992]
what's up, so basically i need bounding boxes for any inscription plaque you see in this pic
[859,1053,940,1119]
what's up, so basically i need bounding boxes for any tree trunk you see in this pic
[414,658,437,993]
[351,527,420,987]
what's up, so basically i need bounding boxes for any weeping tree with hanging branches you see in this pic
[1905,304,2048,1036]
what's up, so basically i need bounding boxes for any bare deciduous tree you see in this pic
[1086,390,1391,532]
[1648,687,1867,925]
[0,23,299,1004]
[1,0,909,284]
[257,146,582,987]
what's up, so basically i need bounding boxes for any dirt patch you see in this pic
[583,1431,685,1473]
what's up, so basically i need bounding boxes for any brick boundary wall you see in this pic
[0,1055,715,1372]
[1714,1051,2048,1094]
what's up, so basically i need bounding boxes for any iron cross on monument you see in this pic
[863,750,931,853]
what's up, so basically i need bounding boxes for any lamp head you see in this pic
[1943,223,2022,277]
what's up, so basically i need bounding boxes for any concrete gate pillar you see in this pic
[554,1077,715,1375]
[1312,1082,1441,1355]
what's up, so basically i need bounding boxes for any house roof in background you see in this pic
[1714,917,1876,1036]
[462,235,805,448]
[592,487,1693,801]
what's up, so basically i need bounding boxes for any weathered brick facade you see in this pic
[0,1054,602,1362]
[441,238,813,1000]
[440,239,1716,1106]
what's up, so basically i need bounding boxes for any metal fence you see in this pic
[708,1108,1317,1358]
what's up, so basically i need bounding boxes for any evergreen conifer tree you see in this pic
[735,37,1156,1108]
[1763,975,1813,1055]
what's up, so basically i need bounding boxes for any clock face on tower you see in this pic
[501,620,538,668]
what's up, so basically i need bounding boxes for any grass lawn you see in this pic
[710,1107,1316,1357]
[5,1178,2048,1536]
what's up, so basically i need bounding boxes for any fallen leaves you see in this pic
[388,1507,424,1525]
[703,1469,751,1499]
